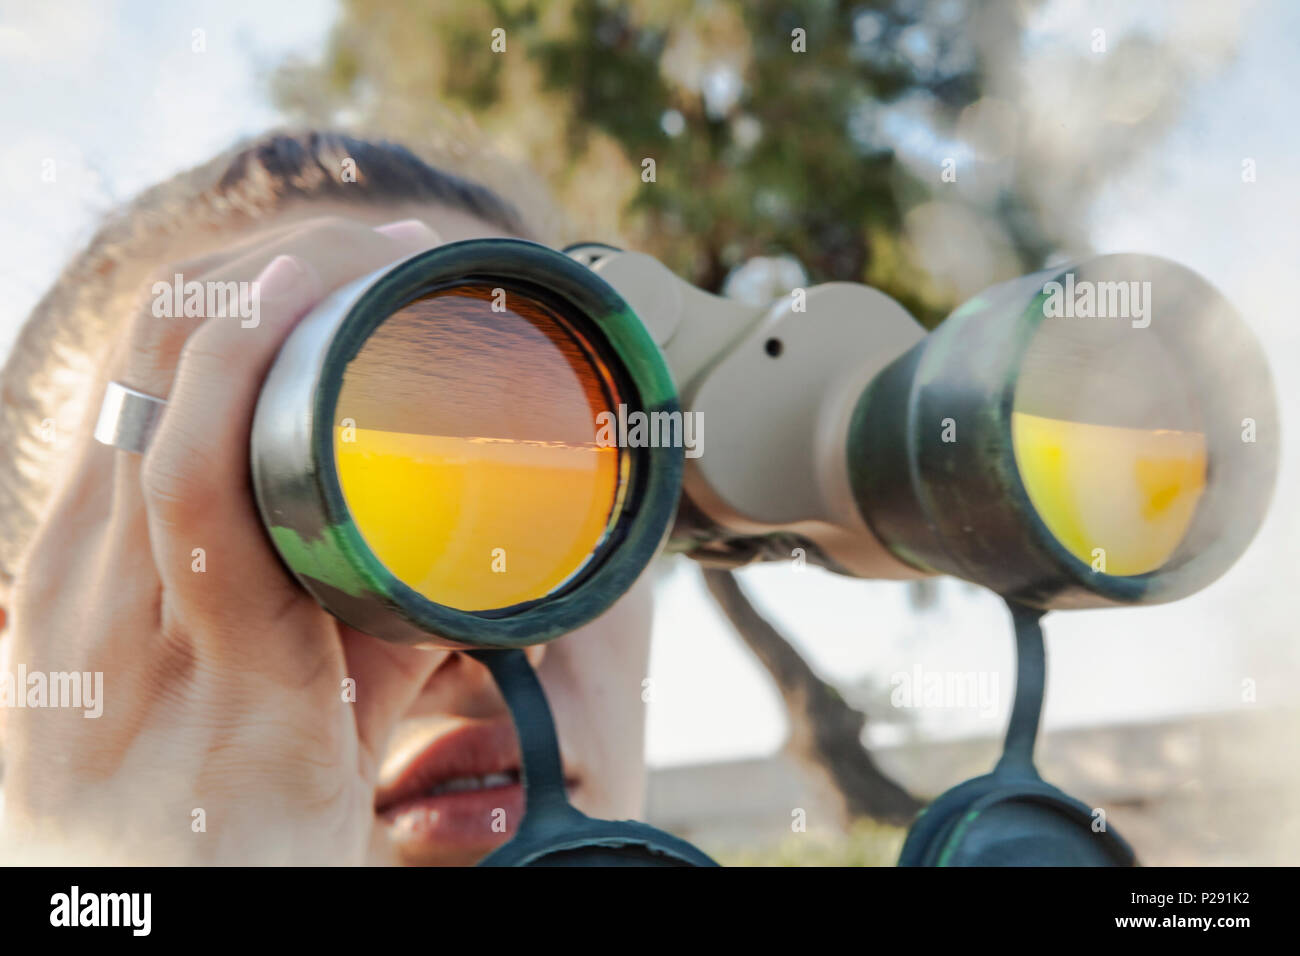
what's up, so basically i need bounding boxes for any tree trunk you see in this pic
[701,567,922,826]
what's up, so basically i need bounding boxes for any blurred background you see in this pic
[1,0,1296,864]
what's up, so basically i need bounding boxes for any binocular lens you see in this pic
[333,285,623,612]
[1011,316,1206,576]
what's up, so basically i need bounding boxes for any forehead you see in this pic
[88,197,519,350]
[282,198,518,243]
[177,198,518,269]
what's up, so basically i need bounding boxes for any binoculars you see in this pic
[251,239,1278,647]
[247,237,1276,866]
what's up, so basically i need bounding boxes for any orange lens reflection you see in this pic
[334,286,620,611]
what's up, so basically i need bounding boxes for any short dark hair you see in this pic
[212,131,531,235]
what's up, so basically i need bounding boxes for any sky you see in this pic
[0,0,1295,768]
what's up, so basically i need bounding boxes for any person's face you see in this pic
[376,575,653,865]
[0,198,655,866]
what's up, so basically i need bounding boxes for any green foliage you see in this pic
[273,0,1180,327]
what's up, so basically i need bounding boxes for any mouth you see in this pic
[374,718,577,864]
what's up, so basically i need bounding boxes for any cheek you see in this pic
[541,573,655,818]
[0,626,10,741]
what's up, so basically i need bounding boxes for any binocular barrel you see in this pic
[848,254,1278,608]
[252,240,682,648]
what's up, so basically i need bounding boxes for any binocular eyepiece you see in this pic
[250,240,1278,647]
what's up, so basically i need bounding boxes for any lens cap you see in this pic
[478,812,716,867]
[938,784,1135,866]
[899,772,1135,867]
[899,601,1136,867]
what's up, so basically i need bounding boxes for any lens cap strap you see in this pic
[468,648,719,866]
[995,600,1048,779]
[468,649,580,820]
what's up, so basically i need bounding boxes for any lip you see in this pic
[375,718,578,864]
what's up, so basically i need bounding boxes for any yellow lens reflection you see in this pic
[336,431,617,610]
[333,286,621,611]
[1012,412,1206,575]
[1012,303,1209,577]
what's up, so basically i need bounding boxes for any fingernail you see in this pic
[374,219,437,243]
[255,254,308,298]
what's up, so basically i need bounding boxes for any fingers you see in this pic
[110,216,340,404]
[117,217,437,400]
[86,219,436,628]
[101,218,435,547]
[138,219,443,627]
[31,238,259,563]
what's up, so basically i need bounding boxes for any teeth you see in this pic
[424,770,517,798]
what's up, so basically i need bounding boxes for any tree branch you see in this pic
[702,567,922,826]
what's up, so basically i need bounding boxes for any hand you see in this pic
[1,217,456,864]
